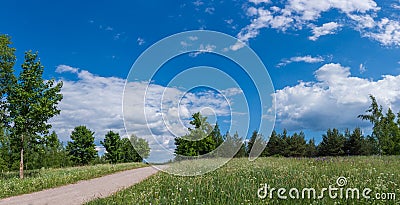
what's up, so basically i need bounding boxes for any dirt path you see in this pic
[0,165,166,205]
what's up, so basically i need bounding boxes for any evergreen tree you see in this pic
[359,96,400,155]
[211,123,224,148]
[344,128,363,156]
[101,131,121,164]
[232,132,246,158]
[305,138,317,157]
[246,131,266,159]
[358,95,384,154]
[246,131,258,156]
[66,126,97,165]
[318,128,346,156]
[287,131,307,157]
[264,130,284,156]
[360,135,379,155]
[44,131,70,168]
[280,129,290,157]
[218,131,233,158]
[380,108,400,155]
[119,137,141,162]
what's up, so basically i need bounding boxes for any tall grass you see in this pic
[88,156,399,204]
[0,162,147,199]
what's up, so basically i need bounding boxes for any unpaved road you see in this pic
[0,165,166,205]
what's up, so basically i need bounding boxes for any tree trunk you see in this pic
[19,134,24,179]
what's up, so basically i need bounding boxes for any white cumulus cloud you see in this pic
[273,63,400,131]
[52,65,240,162]
[278,55,324,67]
[233,0,400,48]
[365,18,400,46]
[55,65,79,74]
[309,22,342,41]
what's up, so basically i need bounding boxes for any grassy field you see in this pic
[88,156,399,204]
[0,162,147,199]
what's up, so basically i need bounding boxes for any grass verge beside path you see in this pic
[87,156,399,205]
[0,162,147,199]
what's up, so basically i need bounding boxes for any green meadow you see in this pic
[88,156,399,204]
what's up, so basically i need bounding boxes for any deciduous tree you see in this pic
[7,51,63,178]
[130,134,150,160]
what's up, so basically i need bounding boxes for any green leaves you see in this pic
[0,34,16,128]
[8,51,63,135]
[129,134,150,160]
[359,95,400,155]
[175,112,221,157]
[101,131,121,163]
[101,131,150,163]
[318,128,346,156]
[66,126,97,165]
[0,38,63,178]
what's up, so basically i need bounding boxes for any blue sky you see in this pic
[2,0,400,162]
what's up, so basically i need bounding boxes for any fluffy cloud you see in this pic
[248,0,271,4]
[309,22,342,41]
[365,18,400,46]
[235,0,400,48]
[51,65,238,162]
[278,55,324,67]
[55,65,79,74]
[50,66,126,143]
[273,63,400,131]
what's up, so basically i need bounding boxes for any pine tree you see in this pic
[49,131,70,167]
[247,131,266,159]
[264,130,283,156]
[101,131,121,164]
[318,128,346,156]
[287,131,307,157]
[380,108,400,155]
[360,135,379,155]
[232,132,246,158]
[66,126,97,165]
[359,96,400,155]
[358,95,384,154]
[305,138,317,157]
[119,137,141,162]
[246,131,259,156]
[344,128,363,156]
[211,123,224,148]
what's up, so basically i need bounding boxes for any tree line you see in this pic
[175,95,400,158]
[0,34,150,178]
